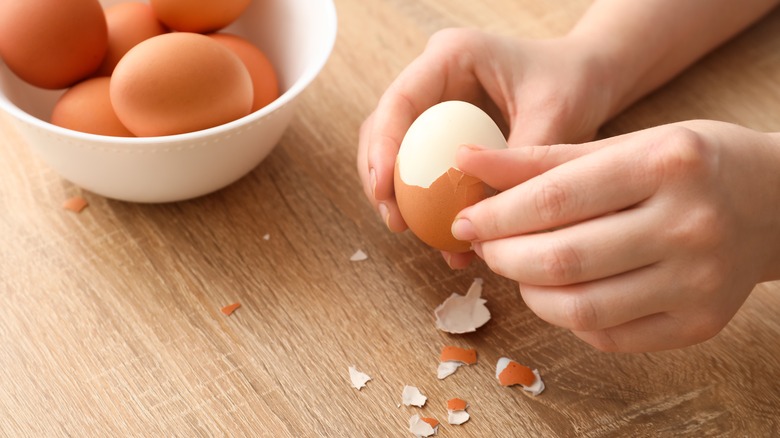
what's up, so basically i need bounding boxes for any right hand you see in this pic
[357,28,617,268]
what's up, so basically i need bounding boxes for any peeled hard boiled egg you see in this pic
[394,101,507,252]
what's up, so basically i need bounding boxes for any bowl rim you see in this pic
[0,0,338,146]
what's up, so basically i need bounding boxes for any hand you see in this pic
[357,28,616,268]
[451,120,780,352]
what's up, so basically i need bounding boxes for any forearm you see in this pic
[569,0,780,118]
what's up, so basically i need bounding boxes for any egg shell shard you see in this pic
[440,346,477,365]
[62,196,89,213]
[409,415,439,437]
[402,385,427,407]
[437,361,462,380]
[348,366,372,390]
[496,357,545,396]
[434,278,491,334]
[447,398,468,411]
[394,100,507,253]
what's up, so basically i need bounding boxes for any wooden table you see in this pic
[2,0,780,436]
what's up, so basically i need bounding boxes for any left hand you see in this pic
[451,120,780,352]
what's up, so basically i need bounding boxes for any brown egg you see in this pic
[95,2,168,77]
[51,77,134,137]
[110,32,253,137]
[0,0,107,89]
[395,165,494,253]
[208,33,279,112]
[150,0,251,33]
[394,101,507,253]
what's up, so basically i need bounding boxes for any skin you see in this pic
[357,0,780,352]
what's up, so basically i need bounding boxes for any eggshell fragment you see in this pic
[446,398,470,425]
[402,385,427,407]
[438,346,477,379]
[221,302,241,316]
[0,0,108,89]
[434,278,490,334]
[440,346,477,365]
[395,101,507,252]
[408,415,439,437]
[51,77,134,137]
[110,32,253,136]
[349,366,372,390]
[496,357,545,396]
[350,249,368,262]
[62,196,89,213]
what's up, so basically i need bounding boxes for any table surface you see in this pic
[3,0,780,436]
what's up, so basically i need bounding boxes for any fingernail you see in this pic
[378,202,390,229]
[472,242,484,259]
[369,167,377,197]
[451,217,477,241]
[443,252,454,269]
[460,143,485,151]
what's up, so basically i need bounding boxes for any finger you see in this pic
[442,250,475,270]
[453,132,662,241]
[357,112,376,201]
[367,56,449,202]
[571,312,712,353]
[358,113,409,232]
[475,206,664,285]
[456,143,594,191]
[518,263,678,334]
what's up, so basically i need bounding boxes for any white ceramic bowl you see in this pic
[0,0,337,202]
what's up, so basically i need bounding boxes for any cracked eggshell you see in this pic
[394,101,507,252]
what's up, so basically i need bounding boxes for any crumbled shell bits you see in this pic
[348,366,372,390]
[437,345,477,380]
[495,357,545,396]
[446,398,470,425]
[220,302,241,316]
[62,196,89,213]
[434,278,490,334]
[409,414,439,437]
[401,385,427,407]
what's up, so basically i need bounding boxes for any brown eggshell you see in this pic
[95,2,168,77]
[51,77,134,137]
[208,33,280,112]
[395,163,495,253]
[150,0,251,33]
[110,32,253,137]
[0,0,108,89]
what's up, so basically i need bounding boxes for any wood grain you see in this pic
[2,0,780,436]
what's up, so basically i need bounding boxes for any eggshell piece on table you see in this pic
[95,2,168,76]
[209,33,279,112]
[434,278,490,334]
[394,100,507,253]
[348,366,372,390]
[440,345,477,365]
[0,0,108,89]
[110,32,253,137]
[446,398,470,425]
[401,385,427,407]
[408,415,439,438]
[495,357,545,396]
[150,0,251,33]
[51,77,134,137]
